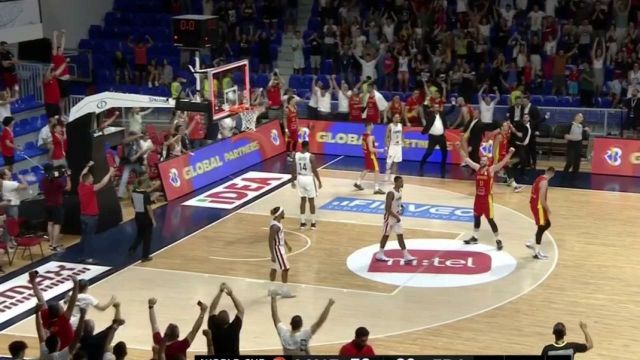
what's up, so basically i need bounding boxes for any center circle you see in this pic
[347,239,518,288]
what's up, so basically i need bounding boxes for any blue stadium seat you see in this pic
[380,91,392,101]
[570,97,581,107]
[289,75,302,90]
[499,94,510,105]
[255,73,269,88]
[598,97,612,108]
[307,17,321,32]
[296,89,310,99]
[543,96,558,107]
[320,59,333,75]
[531,95,543,106]
[301,75,314,90]
[391,92,403,100]
[557,96,571,107]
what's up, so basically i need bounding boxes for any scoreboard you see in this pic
[195,356,571,360]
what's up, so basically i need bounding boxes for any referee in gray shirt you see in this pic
[128,178,156,262]
[563,113,591,176]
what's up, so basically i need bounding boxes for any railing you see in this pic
[16,62,46,103]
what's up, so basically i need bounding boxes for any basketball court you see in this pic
[1,155,638,358]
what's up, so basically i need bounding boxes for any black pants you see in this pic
[469,140,481,164]
[512,143,529,176]
[528,133,537,167]
[580,89,594,107]
[131,213,153,258]
[563,140,582,174]
[420,134,448,176]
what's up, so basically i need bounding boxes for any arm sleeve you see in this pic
[570,342,589,353]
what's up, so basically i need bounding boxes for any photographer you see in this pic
[41,164,70,252]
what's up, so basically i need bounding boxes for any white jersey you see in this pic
[295,152,312,177]
[276,323,312,355]
[383,189,403,235]
[270,220,284,247]
[388,123,403,146]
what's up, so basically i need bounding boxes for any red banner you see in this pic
[592,137,640,177]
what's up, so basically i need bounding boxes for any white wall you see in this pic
[40,0,114,48]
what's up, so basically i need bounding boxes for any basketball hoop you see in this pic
[237,105,259,131]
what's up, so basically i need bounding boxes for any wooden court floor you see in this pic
[1,169,639,359]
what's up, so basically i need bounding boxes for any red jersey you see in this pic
[1,127,14,157]
[286,105,298,130]
[362,133,373,156]
[52,54,70,77]
[40,309,74,350]
[365,95,379,122]
[339,341,376,356]
[349,94,363,121]
[475,167,493,198]
[405,96,421,126]
[388,100,403,119]
[133,45,147,65]
[188,113,206,140]
[51,133,66,160]
[267,85,282,108]
[43,77,61,105]
[530,175,548,206]
[462,104,475,121]
[495,130,510,161]
[78,182,99,216]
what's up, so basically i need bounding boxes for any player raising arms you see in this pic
[527,167,555,259]
[456,142,515,250]
[284,96,299,160]
[291,141,322,230]
[493,121,524,192]
[385,114,403,183]
[268,206,295,298]
[354,122,385,194]
[375,176,415,261]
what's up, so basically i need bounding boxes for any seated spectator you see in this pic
[113,51,130,85]
[147,59,160,88]
[159,59,173,87]
[339,327,375,356]
[0,169,29,246]
[0,89,17,121]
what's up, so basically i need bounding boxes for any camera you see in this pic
[47,165,69,179]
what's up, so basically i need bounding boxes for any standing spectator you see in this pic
[207,283,244,356]
[382,50,396,91]
[356,52,382,82]
[1,116,17,172]
[187,112,207,148]
[43,62,68,119]
[528,5,545,37]
[577,20,594,61]
[128,35,154,86]
[339,327,375,356]
[52,30,71,116]
[330,75,350,121]
[128,107,153,134]
[510,115,532,177]
[149,297,208,360]
[0,89,17,121]
[622,88,640,136]
[313,79,332,120]
[567,66,580,97]
[129,177,156,262]
[36,303,85,360]
[591,1,609,41]
[614,0,631,46]
[522,95,542,168]
[78,301,124,360]
[541,321,594,358]
[67,279,117,330]
[563,113,590,177]
[552,48,577,95]
[266,73,283,121]
[591,38,605,96]
[41,163,70,252]
[292,31,305,75]
[337,46,354,86]
[478,85,499,125]
[307,32,322,75]
[256,31,274,74]
[118,132,149,199]
[160,59,173,87]
[113,51,130,85]
[78,161,116,264]
[419,103,448,178]
[270,295,334,355]
[0,42,19,98]
[50,122,67,167]
[579,62,596,107]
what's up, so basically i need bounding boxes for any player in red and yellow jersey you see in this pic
[363,86,381,123]
[527,167,555,260]
[493,121,524,192]
[354,122,385,195]
[384,95,405,124]
[284,96,298,160]
[348,89,363,122]
[455,142,515,250]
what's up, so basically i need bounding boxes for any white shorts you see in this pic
[383,218,403,235]
[271,245,290,271]
[387,144,403,164]
[297,176,317,198]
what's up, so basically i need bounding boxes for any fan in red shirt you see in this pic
[50,122,67,167]
[363,86,381,123]
[187,112,207,148]
[128,35,153,86]
[284,96,299,159]
[1,116,17,171]
[43,62,67,118]
[267,74,283,121]
[404,89,424,127]
[28,271,79,351]
[339,327,376,356]
[385,95,404,124]
[149,297,208,360]
[348,88,363,122]
[52,30,71,115]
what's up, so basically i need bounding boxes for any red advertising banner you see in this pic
[592,137,640,177]
[158,120,286,201]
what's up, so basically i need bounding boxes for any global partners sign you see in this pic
[320,197,473,222]
[158,120,285,201]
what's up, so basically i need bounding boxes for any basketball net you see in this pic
[234,105,258,132]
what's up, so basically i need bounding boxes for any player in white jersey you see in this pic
[291,141,322,229]
[268,206,295,298]
[271,294,334,355]
[375,176,416,261]
[385,114,404,182]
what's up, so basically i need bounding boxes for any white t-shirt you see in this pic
[129,113,143,133]
[337,90,350,113]
[1,181,21,205]
[317,91,331,113]
[276,322,312,355]
[429,113,444,136]
[480,101,496,124]
[383,23,395,42]
[38,125,52,147]
[40,343,71,360]
[500,8,515,27]
[529,11,544,31]
[70,293,99,329]
[0,103,10,121]
[353,35,367,57]
[359,58,378,80]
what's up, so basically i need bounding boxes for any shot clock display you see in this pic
[171,15,217,48]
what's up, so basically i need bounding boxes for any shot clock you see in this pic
[171,15,217,48]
